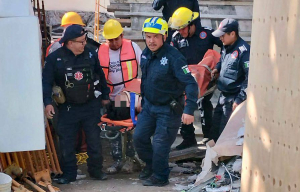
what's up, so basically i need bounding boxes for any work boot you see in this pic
[121,157,134,173]
[106,160,123,174]
[175,138,197,150]
[139,166,153,180]
[89,171,108,180]
[142,176,169,187]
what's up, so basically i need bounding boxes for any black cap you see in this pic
[212,18,239,37]
[59,24,86,44]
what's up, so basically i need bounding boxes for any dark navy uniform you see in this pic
[210,37,250,142]
[152,0,200,43]
[133,43,198,181]
[171,24,222,142]
[42,46,110,180]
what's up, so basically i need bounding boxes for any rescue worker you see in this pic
[46,11,100,56]
[152,0,200,43]
[43,25,110,184]
[133,17,198,186]
[98,19,142,174]
[169,7,223,149]
[210,18,250,142]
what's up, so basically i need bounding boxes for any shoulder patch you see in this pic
[199,31,207,39]
[142,55,147,59]
[231,50,239,59]
[182,65,191,74]
[170,41,174,46]
[239,45,247,53]
[204,26,213,30]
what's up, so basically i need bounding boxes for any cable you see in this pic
[221,162,232,192]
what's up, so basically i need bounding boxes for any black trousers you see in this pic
[57,99,103,180]
[180,92,213,140]
[209,92,236,142]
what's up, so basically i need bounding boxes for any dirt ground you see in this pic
[56,138,201,192]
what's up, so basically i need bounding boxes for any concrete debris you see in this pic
[236,138,244,146]
[232,159,243,173]
[187,174,198,182]
[205,185,230,191]
[171,166,193,174]
[169,177,180,182]
[182,162,196,168]
[169,162,178,168]
[172,184,190,191]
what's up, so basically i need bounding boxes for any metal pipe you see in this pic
[25,151,35,174]
[23,178,46,192]
[45,133,58,174]
[18,152,26,170]
[12,152,20,166]
[46,120,62,174]
[6,153,12,165]
[0,153,7,169]
[42,150,51,172]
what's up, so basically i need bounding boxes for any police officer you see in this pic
[169,7,223,149]
[46,11,100,56]
[43,25,110,184]
[152,0,200,43]
[133,17,198,186]
[210,18,250,142]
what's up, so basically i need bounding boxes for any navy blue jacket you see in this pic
[140,43,198,115]
[42,46,110,106]
[215,37,250,104]
[171,24,223,64]
[152,0,199,23]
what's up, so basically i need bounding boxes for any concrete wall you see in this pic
[43,0,110,12]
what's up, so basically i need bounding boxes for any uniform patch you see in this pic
[244,61,249,68]
[89,52,93,58]
[74,71,83,81]
[231,50,239,59]
[170,41,174,46]
[160,57,168,66]
[182,65,190,74]
[57,58,61,61]
[239,45,247,53]
[199,31,207,39]
[142,55,147,59]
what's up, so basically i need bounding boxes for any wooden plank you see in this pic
[169,145,206,162]
[115,11,253,20]
[111,0,253,5]
[241,0,300,191]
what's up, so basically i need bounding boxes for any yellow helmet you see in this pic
[168,7,199,30]
[61,12,85,27]
[142,17,168,36]
[102,19,124,40]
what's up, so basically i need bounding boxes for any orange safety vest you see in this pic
[98,39,138,92]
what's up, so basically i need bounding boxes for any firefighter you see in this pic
[152,0,200,43]
[42,25,110,184]
[169,7,222,149]
[98,19,142,174]
[133,17,198,186]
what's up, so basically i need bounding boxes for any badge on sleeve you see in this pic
[182,65,191,74]
[199,31,207,39]
[170,41,174,46]
[160,57,168,66]
[231,50,239,59]
[244,61,249,68]
[74,71,83,81]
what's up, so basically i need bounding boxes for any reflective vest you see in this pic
[98,39,138,92]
